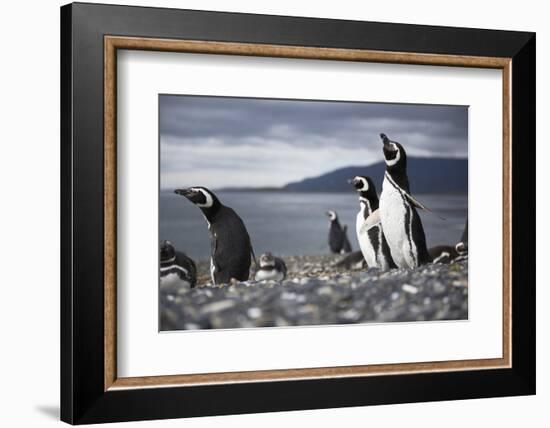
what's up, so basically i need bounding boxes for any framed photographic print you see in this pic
[60,2,535,424]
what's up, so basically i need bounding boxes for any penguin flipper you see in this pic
[359,209,381,234]
[250,247,258,267]
[211,233,222,272]
[405,193,446,220]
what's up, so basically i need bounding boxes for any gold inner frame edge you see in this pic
[104,36,512,391]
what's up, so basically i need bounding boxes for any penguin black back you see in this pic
[334,250,367,270]
[209,204,253,281]
[342,225,352,253]
[326,210,345,254]
[175,187,253,284]
[455,219,468,257]
[409,211,432,265]
[460,220,468,245]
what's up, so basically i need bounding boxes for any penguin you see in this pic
[455,219,468,260]
[326,210,345,254]
[429,245,459,264]
[255,252,287,281]
[333,250,367,270]
[352,175,396,271]
[342,225,353,253]
[378,133,432,268]
[160,240,197,290]
[429,219,468,264]
[174,187,253,285]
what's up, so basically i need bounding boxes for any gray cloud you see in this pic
[160,95,467,189]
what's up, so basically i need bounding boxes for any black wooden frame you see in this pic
[61,2,536,424]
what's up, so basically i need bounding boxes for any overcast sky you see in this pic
[160,95,468,189]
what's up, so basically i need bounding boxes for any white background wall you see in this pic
[0,0,546,426]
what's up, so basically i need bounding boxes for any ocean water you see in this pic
[160,191,467,261]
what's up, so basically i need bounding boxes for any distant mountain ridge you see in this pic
[213,157,467,194]
[283,157,467,194]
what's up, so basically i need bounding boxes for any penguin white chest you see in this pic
[210,257,216,284]
[255,269,284,282]
[160,272,191,293]
[356,210,377,268]
[379,176,411,268]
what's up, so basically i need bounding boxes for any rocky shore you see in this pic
[160,254,468,330]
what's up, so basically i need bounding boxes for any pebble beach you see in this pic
[160,254,468,331]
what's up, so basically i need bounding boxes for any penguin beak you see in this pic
[175,188,192,197]
[380,133,391,148]
[380,133,398,152]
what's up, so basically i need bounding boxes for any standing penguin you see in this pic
[175,187,253,285]
[160,240,197,290]
[456,220,468,254]
[326,210,345,254]
[352,175,396,271]
[378,133,432,268]
[455,219,468,260]
[255,252,287,281]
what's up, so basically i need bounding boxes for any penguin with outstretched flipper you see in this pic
[352,175,396,271]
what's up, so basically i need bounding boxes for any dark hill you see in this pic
[283,157,467,194]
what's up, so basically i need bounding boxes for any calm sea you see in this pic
[160,191,468,261]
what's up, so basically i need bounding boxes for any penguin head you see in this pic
[160,240,176,263]
[174,187,220,213]
[259,252,276,268]
[351,175,378,201]
[325,210,338,222]
[380,133,407,170]
[455,241,468,256]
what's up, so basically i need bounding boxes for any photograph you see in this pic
[159,95,469,331]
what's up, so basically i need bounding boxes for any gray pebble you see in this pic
[159,255,468,330]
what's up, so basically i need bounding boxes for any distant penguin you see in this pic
[333,250,367,270]
[342,225,353,253]
[455,220,468,260]
[429,218,468,264]
[429,245,459,264]
[255,252,287,281]
[175,187,253,285]
[160,240,197,290]
[352,175,396,271]
[326,210,345,254]
[378,133,432,268]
